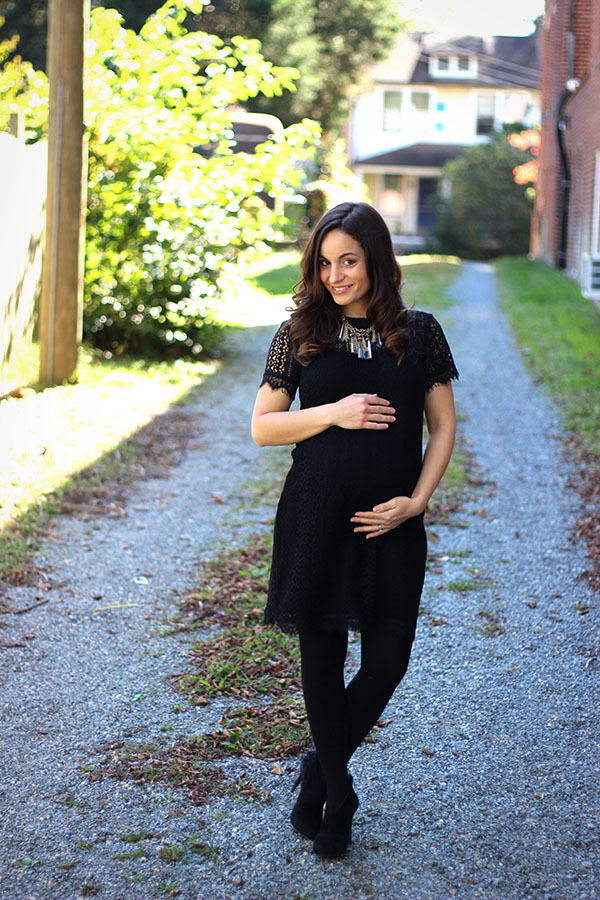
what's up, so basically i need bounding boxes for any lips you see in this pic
[330,285,352,294]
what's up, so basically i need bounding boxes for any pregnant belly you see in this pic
[292,426,422,511]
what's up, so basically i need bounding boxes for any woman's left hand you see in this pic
[350,496,423,538]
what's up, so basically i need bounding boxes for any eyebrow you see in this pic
[319,251,360,261]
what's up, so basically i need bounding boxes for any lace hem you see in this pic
[425,366,459,393]
[260,373,297,399]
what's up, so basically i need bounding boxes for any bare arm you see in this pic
[351,382,456,537]
[251,383,396,447]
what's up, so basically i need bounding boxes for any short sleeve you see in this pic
[424,314,459,392]
[260,321,302,400]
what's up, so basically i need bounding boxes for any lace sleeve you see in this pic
[260,321,301,400]
[424,314,459,392]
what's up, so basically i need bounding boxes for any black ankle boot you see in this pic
[312,777,359,858]
[290,751,326,840]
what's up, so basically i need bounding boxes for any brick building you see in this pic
[533,0,600,299]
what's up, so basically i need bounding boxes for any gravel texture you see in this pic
[0,262,598,900]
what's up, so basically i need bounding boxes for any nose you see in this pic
[329,264,345,283]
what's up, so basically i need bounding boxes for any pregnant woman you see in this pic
[251,201,458,858]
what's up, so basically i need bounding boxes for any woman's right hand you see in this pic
[332,393,396,430]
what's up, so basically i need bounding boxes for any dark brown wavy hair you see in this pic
[289,202,408,364]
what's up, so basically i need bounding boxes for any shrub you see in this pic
[83,1,319,357]
[431,133,533,259]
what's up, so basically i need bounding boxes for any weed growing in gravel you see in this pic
[121,831,148,843]
[191,699,309,759]
[96,744,272,805]
[13,857,40,869]
[155,882,180,897]
[188,836,221,860]
[445,579,478,593]
[159,844,187,862]
[476,609,506,637]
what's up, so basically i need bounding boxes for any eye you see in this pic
[343,258,357,266]
[318,258,329,267]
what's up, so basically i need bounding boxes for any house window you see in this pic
[476,94,496,135]
[458,55,470,71]
[437,55,449,70]
[410,91,430,114]
[383,91,403,131]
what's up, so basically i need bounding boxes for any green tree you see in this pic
[0,0,47,71]
[82,1,319,356]
[0,16,48,135]
[432,134,534,259]
[194,0,402,131]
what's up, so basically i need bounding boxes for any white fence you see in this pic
[0,132,47,392]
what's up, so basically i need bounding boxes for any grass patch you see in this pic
[212,251,299,327]
[192,699,309,759]
[214,251,461,327]
[173,537,302,704]
[96,742,273,804]
[399,257,461,312]
[0,353,215,583]
[495,256,600,587]
[178,625,302,703]
[495,257,600,454]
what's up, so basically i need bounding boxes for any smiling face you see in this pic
[318,228,371,317]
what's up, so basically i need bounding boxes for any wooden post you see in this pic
[39,0,89,385]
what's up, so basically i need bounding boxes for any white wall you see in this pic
[352,83,540,162]
[0,133,47,388]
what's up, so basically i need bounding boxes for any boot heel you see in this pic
[290,751,326,840]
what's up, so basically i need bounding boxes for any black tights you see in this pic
[298,628,414,809]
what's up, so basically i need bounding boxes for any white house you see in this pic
[349,31,541,249]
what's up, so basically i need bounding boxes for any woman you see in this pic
[251,201,458,858]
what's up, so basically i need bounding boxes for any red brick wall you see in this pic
[534,0,600,291]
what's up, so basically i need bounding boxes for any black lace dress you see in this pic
[260,310,458,637]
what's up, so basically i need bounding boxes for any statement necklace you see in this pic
[337,315,382,359]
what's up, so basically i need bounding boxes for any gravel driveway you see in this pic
[0,262,598,900]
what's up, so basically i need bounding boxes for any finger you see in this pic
[372,501,395,513]
[353,524,386,535]
[366,401,394,412]
[367,409,396,419]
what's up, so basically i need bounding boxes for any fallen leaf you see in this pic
[210,492,225,504]
[233,875,243,887]
[271,762,284,775]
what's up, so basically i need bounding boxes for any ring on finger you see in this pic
[377,524,383,533]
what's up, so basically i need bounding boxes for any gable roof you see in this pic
[354,143,470,169]
[369,31,540,90]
